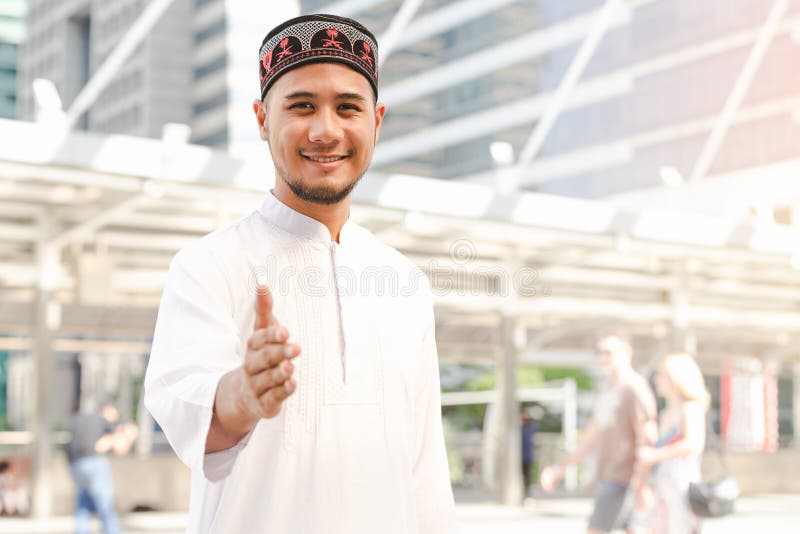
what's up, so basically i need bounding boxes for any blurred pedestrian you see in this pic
[143,12,455,534]
[540,332,657,533]
[521,405,542,500]
[0,458,29,516]
[636,353,709,534]
[66,403,138,534]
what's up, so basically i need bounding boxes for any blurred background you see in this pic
[1,0,800,531]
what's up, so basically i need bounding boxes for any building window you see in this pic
[194,18,225,44]
[194,127,228,147]
[193,90,228,115]
[194,54,226,80]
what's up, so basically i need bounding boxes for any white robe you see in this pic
[144,192,456,534]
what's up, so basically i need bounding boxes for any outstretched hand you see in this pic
[239,286,301,419]
[539,464,565,493]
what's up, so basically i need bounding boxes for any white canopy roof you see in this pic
[1,118,799,369]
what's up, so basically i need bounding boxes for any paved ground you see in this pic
[0,495,797,533]
[458,494,800,533]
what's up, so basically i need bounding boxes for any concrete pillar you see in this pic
[669,264,694,353]
[31,222,59,518]
[497,313,524,505]
[118,357,133,421]
[793,364,800,449]
[562,378,578,491]
[134,354,154,456]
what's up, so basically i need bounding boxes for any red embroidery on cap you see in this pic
[358,41,373,67]
[261,50,273,71]
[277,37,294,60]
[322,29,344,50]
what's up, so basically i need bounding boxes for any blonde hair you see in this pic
[661,353,711,411]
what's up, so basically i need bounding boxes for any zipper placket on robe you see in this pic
[329,241,347,384]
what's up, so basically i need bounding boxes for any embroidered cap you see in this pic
[258,14,379,101]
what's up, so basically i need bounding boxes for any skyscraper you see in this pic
[191,0,299,157]
[302,0,800,202]
[0,0,26,119]
[17,0,193,136]
[17,0,298,157]
[15,0,800,202]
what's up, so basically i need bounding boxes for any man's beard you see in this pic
[276,164,366,205]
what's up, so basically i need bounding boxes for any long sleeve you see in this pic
[144,244,246,482]
[412,300,456,534]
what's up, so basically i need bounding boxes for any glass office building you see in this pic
[302,0,800,204]
[0,0,26,119]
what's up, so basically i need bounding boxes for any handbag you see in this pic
[688,474,738,517]
[688,417,739,518]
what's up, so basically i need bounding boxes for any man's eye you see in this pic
[340,103,361,111]
[290,102,312,110]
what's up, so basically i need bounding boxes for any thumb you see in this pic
[254,284,274,330]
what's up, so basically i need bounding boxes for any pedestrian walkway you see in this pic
[0,495,797,533]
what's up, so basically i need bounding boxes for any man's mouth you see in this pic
[301,154,349,163]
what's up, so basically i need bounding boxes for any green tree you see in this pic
[442,364,593,431]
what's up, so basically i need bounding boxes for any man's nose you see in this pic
[308,107,343,144]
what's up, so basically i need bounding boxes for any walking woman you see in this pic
[637,353,710,534]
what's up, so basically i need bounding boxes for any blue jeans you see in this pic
[69,455,120,534]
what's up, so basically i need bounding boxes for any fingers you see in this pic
[257,377,296,418]
[243,343,301,375]
[254,285,276,330]
[248,371,297,419]
[245,285,300,419]
[539,466,560,492]
[247,325,289,350]
[249,360,295,397]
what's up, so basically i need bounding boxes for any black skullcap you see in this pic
[258,14,379,101]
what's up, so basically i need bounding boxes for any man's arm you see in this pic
[630,380,659,496]
[638,401,705,466]
[206,288,300,453]
[539,418,598,492]
[144,247,298,481]
[93,421,139,455]
[561,418,599,467]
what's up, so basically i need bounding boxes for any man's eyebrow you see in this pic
[336,93,368,103]
[283,91,315,101]
[282,92,367,103]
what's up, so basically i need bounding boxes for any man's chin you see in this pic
[287,180,359,205]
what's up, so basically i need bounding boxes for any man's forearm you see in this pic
[205,368,258,453]
[559,424,596,467]
[559,444,587,467]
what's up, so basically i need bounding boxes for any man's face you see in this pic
[595,335,631,375]
[101,404,119,423]
[254,62,386,205]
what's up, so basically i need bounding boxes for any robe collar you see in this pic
[259,191,355,244]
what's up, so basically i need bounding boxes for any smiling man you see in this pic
[144,13,455,534]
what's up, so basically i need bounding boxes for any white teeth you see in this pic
[306,155,344,163]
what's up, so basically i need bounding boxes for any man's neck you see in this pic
[272,185,350,243]
[608,365,633,384]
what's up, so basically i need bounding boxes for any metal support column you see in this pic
[378,0,425,67]
[515,0,623,169]
[689,0,791,182]
[65,0,178,130]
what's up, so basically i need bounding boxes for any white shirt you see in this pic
[144,193,456,534]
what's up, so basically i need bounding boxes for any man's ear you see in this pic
[253,98,268,141]
[374,102,386,144]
